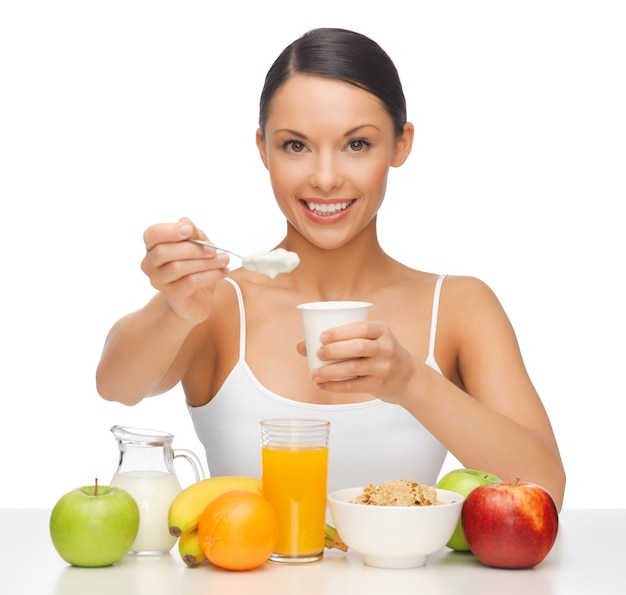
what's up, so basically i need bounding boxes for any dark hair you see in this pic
[259,28,407,139]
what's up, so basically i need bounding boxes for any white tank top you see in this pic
[188,275,448,492]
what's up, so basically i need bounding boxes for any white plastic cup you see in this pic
[297,301,372,370]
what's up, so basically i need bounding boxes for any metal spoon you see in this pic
[187,238,243,259]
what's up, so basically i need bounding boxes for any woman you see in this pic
[96,28,565,508]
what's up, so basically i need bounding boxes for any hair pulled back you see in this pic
[259,28,407,139]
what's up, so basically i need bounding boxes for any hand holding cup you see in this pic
[297,301,372,371]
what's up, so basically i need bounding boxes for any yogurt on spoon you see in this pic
[242,248,300,279]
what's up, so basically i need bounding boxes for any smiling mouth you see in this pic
[302,199,355,216]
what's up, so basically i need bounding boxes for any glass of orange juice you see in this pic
[260,418,330,564]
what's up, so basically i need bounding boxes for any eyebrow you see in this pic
[272,124,380,139]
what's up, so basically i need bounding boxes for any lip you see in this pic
[299,199,356,224]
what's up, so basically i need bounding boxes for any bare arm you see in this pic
[309,277,566,509]
[412,365,566,509]
[96,219,229,405]
[441,278,566,508]
[96,294,201,404]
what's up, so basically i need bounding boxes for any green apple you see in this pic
[436,468,501,551]
[49,480,140,567]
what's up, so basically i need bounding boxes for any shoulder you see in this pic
[439,275,515,346]
[441,275,504,310]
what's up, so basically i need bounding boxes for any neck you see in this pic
[278,219,394,300]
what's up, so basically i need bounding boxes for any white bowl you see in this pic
[328,486,464,568]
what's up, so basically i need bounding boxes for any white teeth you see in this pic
[305,200,353,214]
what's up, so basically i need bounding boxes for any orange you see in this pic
[197,489,279,571]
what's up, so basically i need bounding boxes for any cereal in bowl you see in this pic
[352,479,441,506]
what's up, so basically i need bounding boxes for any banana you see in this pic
[325,523,348,551]
[178,527,207,566]
[168,475,262,537]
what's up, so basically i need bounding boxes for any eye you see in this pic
[283,140,307,153]
[347,138,370,152]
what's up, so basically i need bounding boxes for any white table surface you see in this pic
[1,508,623,594]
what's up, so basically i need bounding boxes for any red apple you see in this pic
[462,478,558,569]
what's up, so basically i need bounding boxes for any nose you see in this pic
[309,151,342,193]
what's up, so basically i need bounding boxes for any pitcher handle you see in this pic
[173,448,205,482]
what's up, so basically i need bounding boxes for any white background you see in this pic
[1,1,624,509]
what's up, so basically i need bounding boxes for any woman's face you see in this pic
[256,74,413,251]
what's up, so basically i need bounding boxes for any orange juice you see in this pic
[262,445,329,559]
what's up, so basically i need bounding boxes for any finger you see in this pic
[161,266,229,298]
[317,337,373,363]
[179,217,210,243]
[143,220,197,251]
[312,359,368,387]
[144,230,229,270]
[320,320,383,344]
[144,252,230,286]
[143,243,218,272]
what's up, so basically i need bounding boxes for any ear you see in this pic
[390,122,414,167]
[256,128,269,170]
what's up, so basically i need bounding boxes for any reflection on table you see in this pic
[2,509,624,595]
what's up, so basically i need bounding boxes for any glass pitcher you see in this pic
[109,425,204,555]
